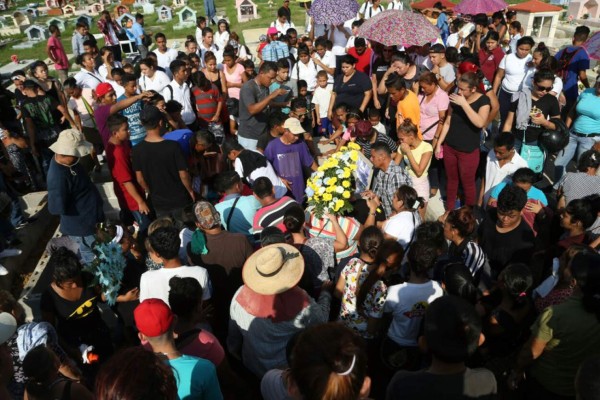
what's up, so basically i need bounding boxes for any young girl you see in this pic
[214,19,230,49]
[291,45,317,93]
[379,185,424,248]
[222,49,247,101]
[478,31,505,84]
[191,71,224,143]
[201,51,227,95]
[394,119,432,217]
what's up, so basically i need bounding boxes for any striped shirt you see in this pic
[192,84,222,122]
[449,239,487,277]
[252,196,298,235]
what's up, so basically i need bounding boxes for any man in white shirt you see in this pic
[162,60,197,129]
[312,38,337,86]
[153,33,179,79]
[359,0,384,19]
[139,226,212,306]
[480,132,528,205]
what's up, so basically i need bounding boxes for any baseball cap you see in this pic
[283,117,305,135]
[429,43,446,54]
[134,299,174,337]
[267,27,279,36]
[194,201,222,230]
[95,82,114,98]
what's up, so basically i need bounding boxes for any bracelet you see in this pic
[369,212,376,216]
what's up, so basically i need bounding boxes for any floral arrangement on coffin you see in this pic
[83,240,125,306]
[306,142,360,219]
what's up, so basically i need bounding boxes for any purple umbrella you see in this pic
[308,0,359,26]
[454,0,508,15]
[584,31,600,60]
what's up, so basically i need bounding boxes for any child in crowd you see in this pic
[107,67,126,98]
[269,59,293,114]
[105,114,150,233]
[368,107,387,135]
[312,70,333,137]
[296,80,315,134]
[118,73,146,146]
[242,59,256,80]
[291,45,317,93]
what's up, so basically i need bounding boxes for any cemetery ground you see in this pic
[0,0,307,70]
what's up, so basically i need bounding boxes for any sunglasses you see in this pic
[536,85,553,92]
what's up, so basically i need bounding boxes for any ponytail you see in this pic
[356,240,403,315]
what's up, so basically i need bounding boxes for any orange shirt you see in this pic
[396,90,422,139]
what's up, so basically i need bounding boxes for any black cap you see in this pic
[429,43,446,54]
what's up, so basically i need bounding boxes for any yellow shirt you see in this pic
[399,140,433,177]
[396,90,422,139]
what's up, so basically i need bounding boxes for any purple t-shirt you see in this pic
[264,138,313,201]
[94,104,112,149]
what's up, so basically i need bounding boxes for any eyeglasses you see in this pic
[536,85,553,92]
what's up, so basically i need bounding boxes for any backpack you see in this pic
[556,46,583,82]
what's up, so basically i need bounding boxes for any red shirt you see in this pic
[192,84,222,122]
[478,47,505,84]
[348,47,374,76]
[106,141,144,211]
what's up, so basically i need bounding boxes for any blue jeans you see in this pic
[237,136,259,151]
[554,132,600,182]
[68,234,96,265]
[204,0,216,20]
[131,210,151,234]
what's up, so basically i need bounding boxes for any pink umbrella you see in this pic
[308,0,360,26]
[357,10,440,47]
[454,0,507,15]
[584,31,600,60]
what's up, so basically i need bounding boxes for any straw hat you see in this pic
[49,129,93,158]
[242,243,304,295]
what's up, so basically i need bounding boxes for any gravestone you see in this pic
[24,24,50,40]
[156,4,172,21]
[175,5,195,27]
[46,16,66,30]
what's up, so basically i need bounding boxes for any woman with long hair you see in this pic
[284,205,348,292]
[436,72,491,209]
[214,19,230,49]
[443,206,488,283]
[334,227,387,339]
[138,57,171,93]
[201,51,227,95]
[395,119,433,217]
[528,42,562,99]
[290,323,371,400]
[478,31,505,84]
[492,36,535,126]
[23,346,93,400]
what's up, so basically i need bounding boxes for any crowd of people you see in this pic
[0,1,599,399]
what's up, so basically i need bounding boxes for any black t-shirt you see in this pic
[372,57,390,85]
[446,94,491,153]
[333,71,372,110]
[478,208,535,274]
[386,368,498,400]
[509,94,560,143]
[132,139,192,212]
[257,132,277,152]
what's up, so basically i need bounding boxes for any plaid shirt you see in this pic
[372,160,412,218]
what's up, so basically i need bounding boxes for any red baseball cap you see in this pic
[134,299,174,337]
[95,82,114,98]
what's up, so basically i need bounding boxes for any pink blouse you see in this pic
[224,63,245,99]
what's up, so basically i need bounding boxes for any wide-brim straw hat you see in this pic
[242,243,304,295]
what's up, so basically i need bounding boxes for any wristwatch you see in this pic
[435,73,441,79]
